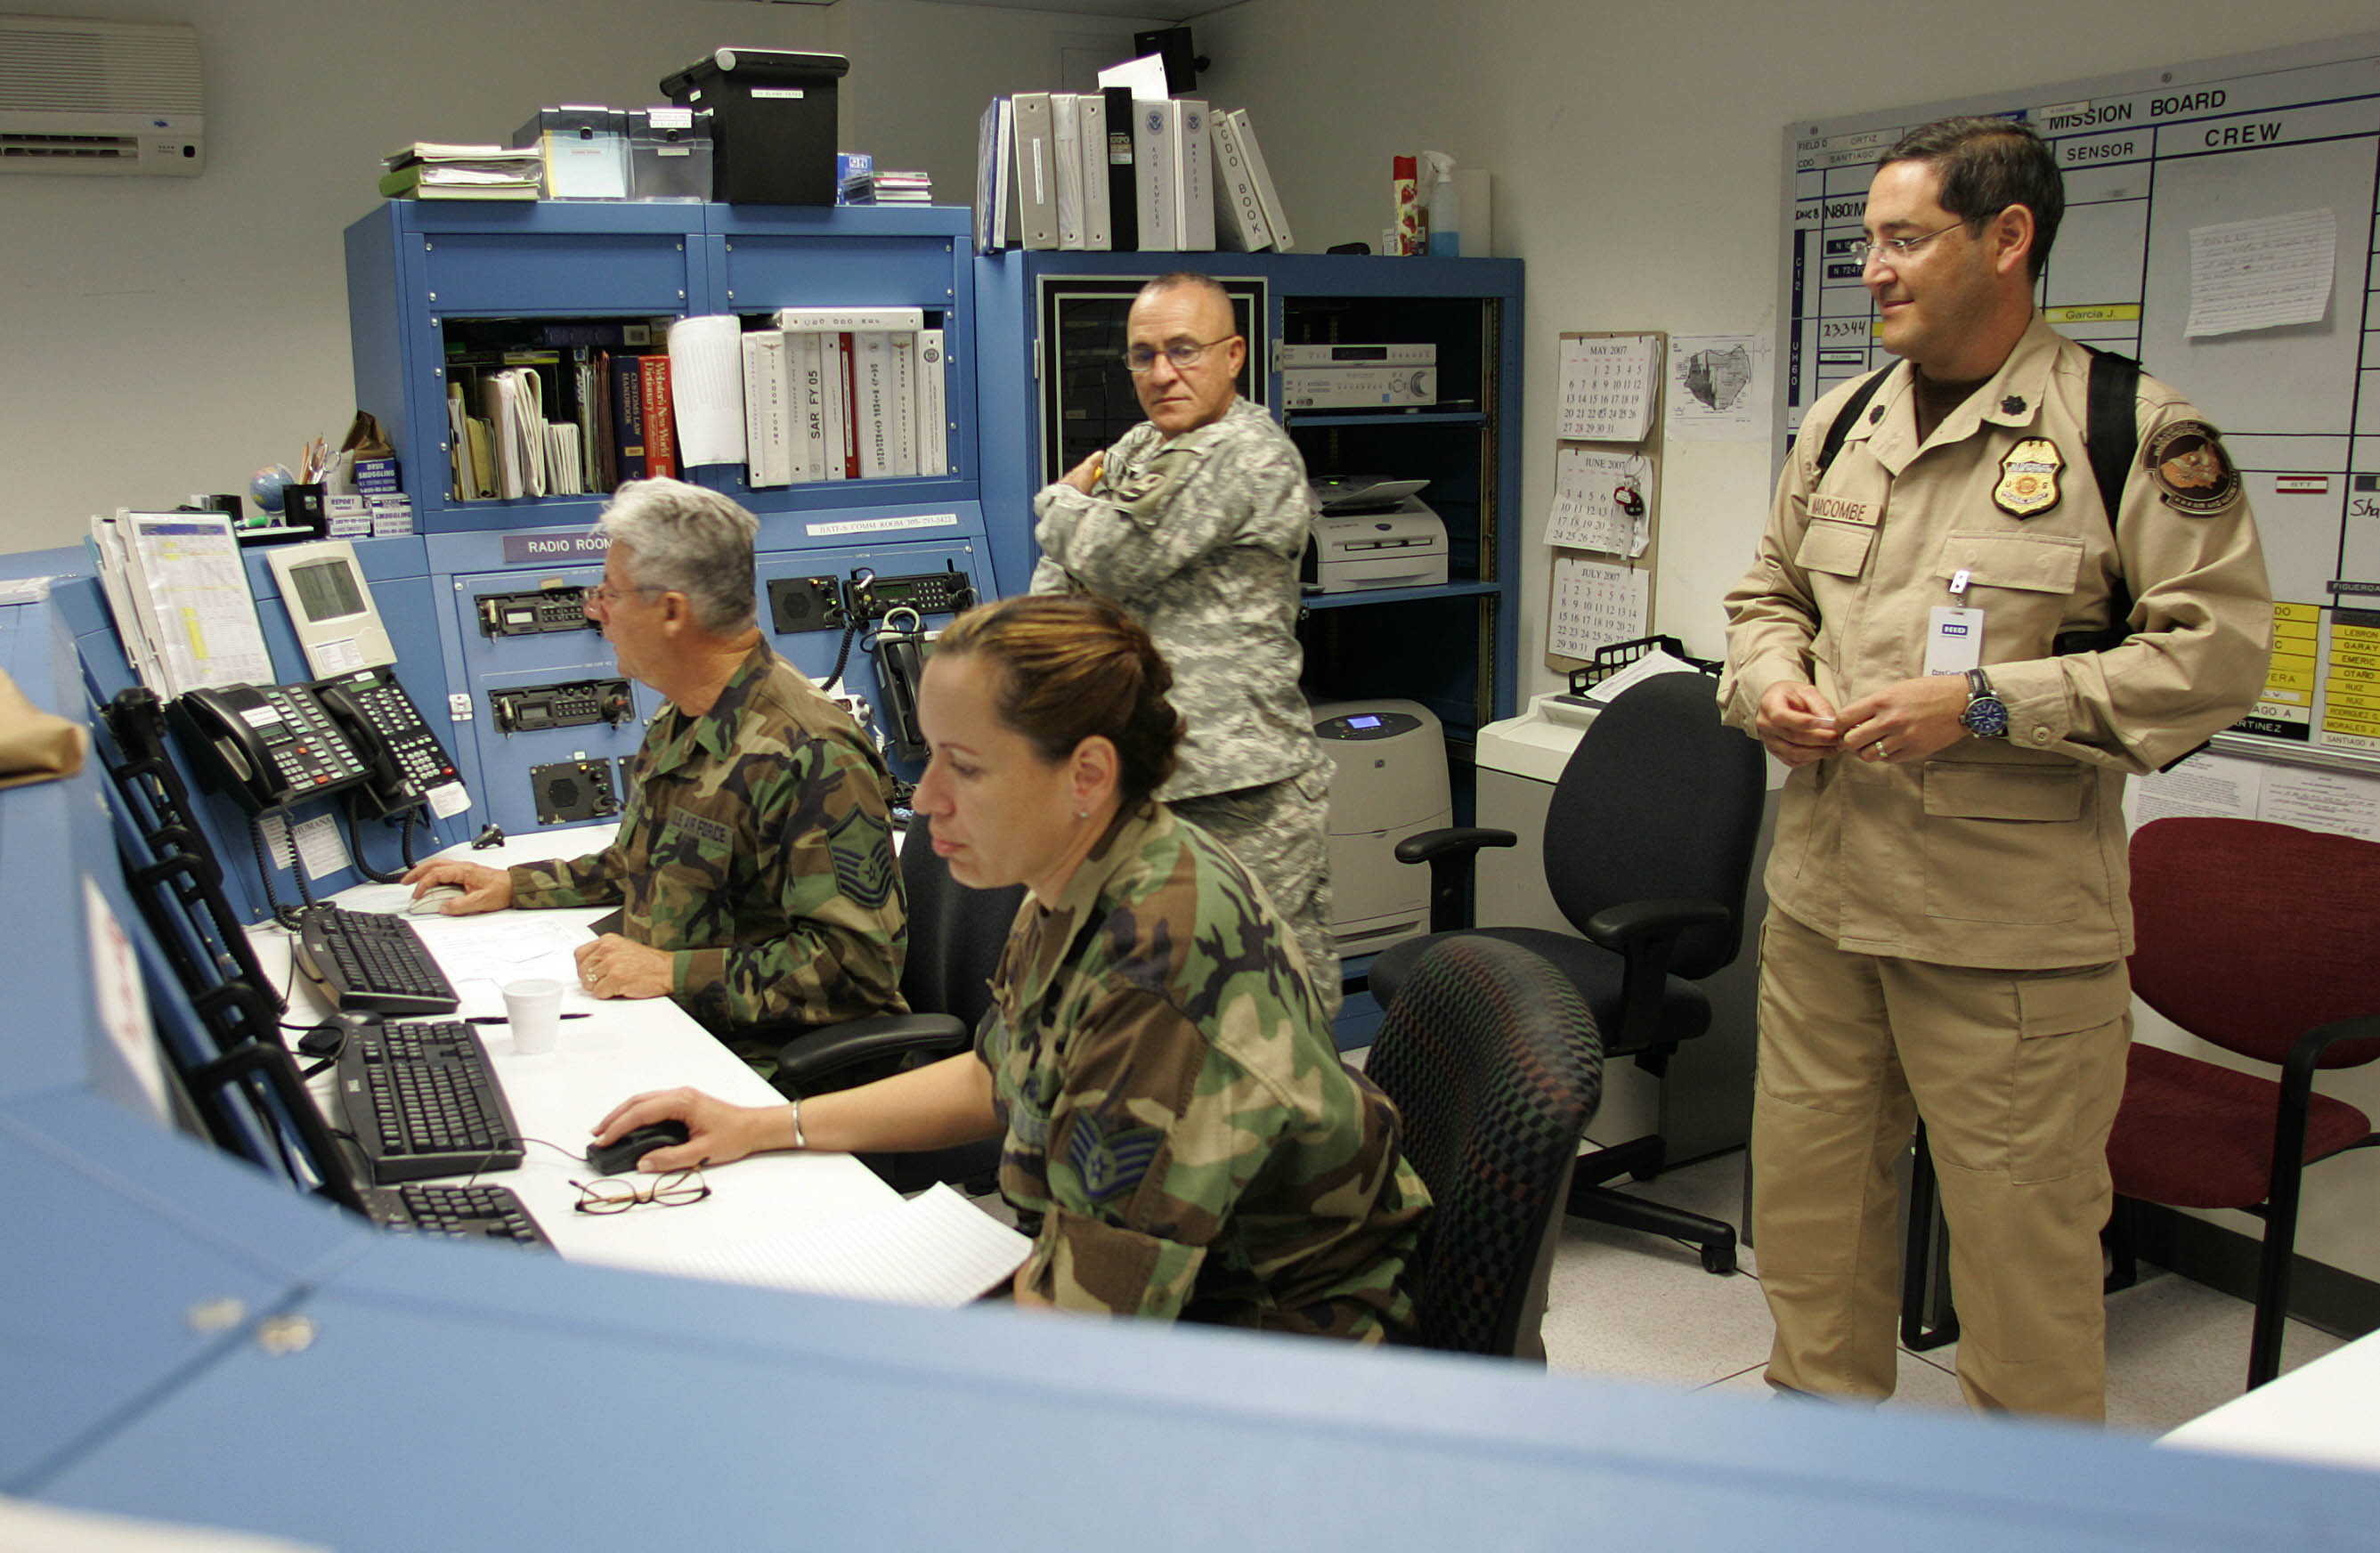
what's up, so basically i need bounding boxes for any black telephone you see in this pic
[871,607,931,764]
[312,667,459,817]
[175,681,375,811]
[175,670,456,815]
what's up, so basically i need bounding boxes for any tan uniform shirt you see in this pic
[1721,318,2272,968]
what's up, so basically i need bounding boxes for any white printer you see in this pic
[1302,476,1450,594]
[1311,697,1450,960]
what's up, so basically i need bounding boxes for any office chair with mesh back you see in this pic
[773,833,1026,1192]
[1368,670,1763,1274]
[1366,936,1603,1357]
[2107,816,2380,1390]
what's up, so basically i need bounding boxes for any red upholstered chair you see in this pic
[2109,816,2380,1389]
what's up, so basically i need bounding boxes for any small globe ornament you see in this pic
[249,464,296,515]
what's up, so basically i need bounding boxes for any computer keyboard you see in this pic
[335,1020,526,1183]
[296,905,459,1016]
[362,1182,552,1249]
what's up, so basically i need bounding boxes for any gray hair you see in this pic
[1135,270,1234,315]
[592,478,759,635]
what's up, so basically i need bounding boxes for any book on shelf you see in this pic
[1177,100,1215,251]
[776,306,927,334]
[885,332,918,479]
[1102,86,1140,251]
[612,355,647,483]
[834,334,862,479]
[1211,110,1276,252]
[854,332,894,479]
[1229,108,1293,253]
[742,331,792,488]
[1133,98,1179,252]
[1051,94,1085,250]
[640,356,678,480]
[1077,92,1112,250]
[916,328,948,477]
[973,96,1012,253]
[792,332,829,484]
[1011,92,1058,250]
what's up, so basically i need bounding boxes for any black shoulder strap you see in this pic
[2081,345,2141,521]
[2054,346,2144,659]
[1810,368,1892,484]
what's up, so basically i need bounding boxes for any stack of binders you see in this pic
[976,94,1290,255]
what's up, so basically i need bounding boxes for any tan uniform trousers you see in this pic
[1751,908,2132,1421]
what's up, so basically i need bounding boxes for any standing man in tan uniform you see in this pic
[1721,117,2271,1419]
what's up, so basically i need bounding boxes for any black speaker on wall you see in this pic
[1132,27,1209,94]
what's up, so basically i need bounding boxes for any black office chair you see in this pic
[1368,670,1763,1274]
[772,833,1026,1192]
[1367,936,1603,1358]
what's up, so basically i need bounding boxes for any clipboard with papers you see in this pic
[88,509,274,699]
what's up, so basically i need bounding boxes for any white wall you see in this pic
[1193,0,2380,1286]
[0,0,1161,552]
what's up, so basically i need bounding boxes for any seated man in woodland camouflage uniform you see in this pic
[404,478,906,1071]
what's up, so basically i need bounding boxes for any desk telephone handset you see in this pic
[176,669,455,815]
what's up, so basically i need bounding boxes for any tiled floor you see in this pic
[1543,1150,2350,1435]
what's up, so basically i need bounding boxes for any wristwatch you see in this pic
[1959,668,2010,739]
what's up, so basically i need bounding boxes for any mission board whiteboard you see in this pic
[1775,34,2380,769]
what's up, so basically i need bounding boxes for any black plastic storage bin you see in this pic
[659,49,846,205]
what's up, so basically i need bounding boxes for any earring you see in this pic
[1075,809,1090,820]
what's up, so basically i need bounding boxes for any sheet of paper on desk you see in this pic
[406,912,593,988]
[581,1183,1030,1308]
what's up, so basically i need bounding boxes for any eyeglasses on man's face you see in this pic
[1854,215,1989,269]
[1124,333,1239,375]
[584,581,666,611]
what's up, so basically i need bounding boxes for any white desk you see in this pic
[246,825,903,1272]
[2164,1329,2380,1473]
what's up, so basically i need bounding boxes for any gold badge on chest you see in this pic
[1994,437,2063,518]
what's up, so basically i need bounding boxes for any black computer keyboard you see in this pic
[296,905,459,1016]
[335,1020,526,1183]
[362,1182,552,1249]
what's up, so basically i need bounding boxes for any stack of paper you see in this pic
[379,142,541,201]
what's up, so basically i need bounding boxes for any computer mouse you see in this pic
[406,884,466,915]
[585,1120,690,1176]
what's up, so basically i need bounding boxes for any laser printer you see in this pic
[1311,697,1450,960]
[1302,476,1449,594]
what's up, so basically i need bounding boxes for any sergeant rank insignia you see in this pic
[1994,437,2063,517]
[2145,419,2241,516]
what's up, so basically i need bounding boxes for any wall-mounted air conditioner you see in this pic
[0,14,203,175]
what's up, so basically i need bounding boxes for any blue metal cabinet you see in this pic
[345,201,987,547]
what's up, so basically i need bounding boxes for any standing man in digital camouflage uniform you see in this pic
[1030,271,1341,1017]
[404,478,906,1070]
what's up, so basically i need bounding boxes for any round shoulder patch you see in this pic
[2143,419,2240,516]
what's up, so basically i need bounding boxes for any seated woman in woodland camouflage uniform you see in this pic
[592,593,1430,1339]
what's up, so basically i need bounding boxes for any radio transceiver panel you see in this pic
[847,565,975,622]
[478,588,597,637]
[489,679,635,735]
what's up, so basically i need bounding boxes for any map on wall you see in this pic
[1776,36,2380,768]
